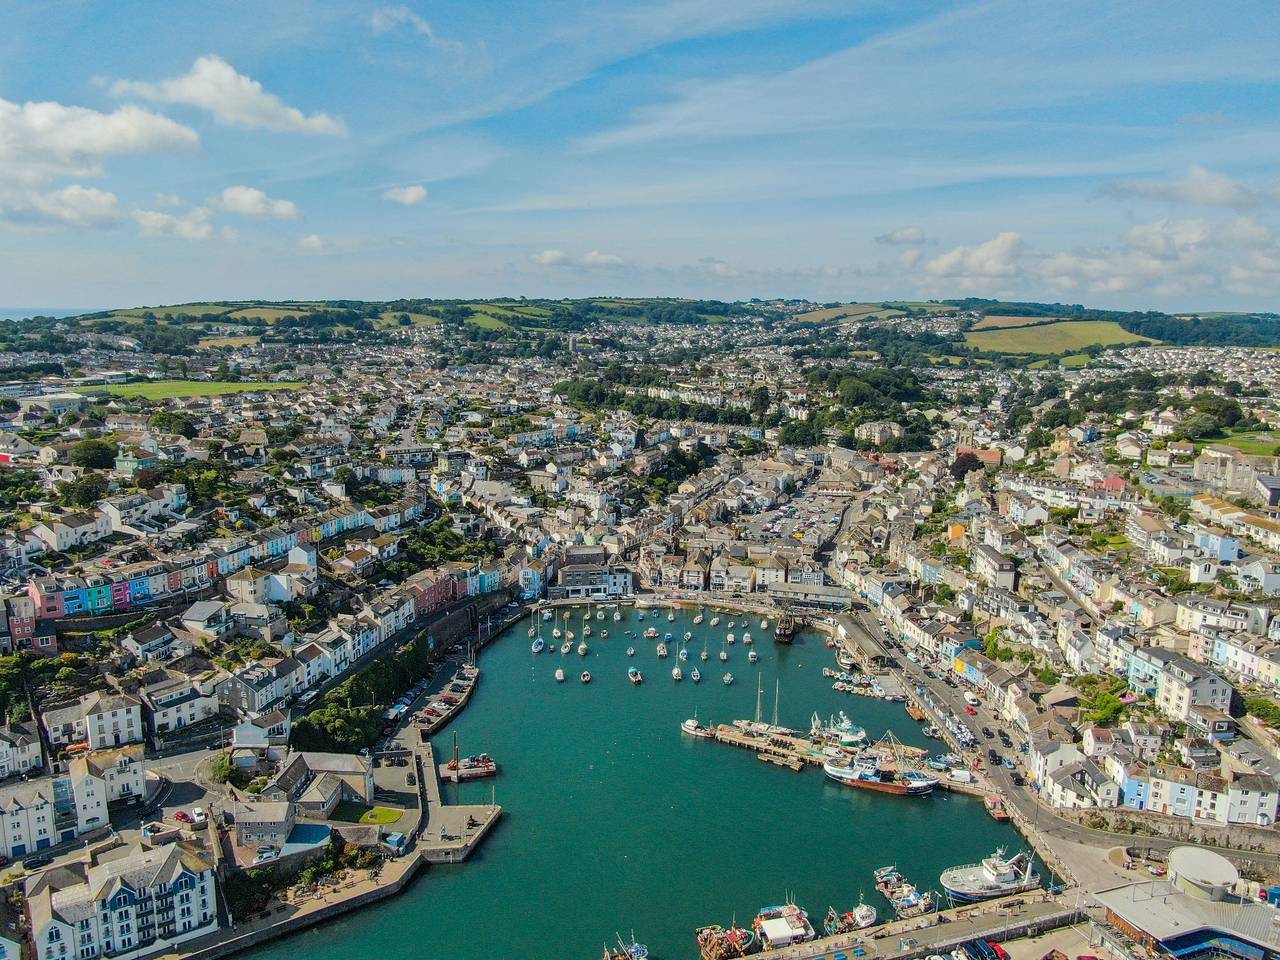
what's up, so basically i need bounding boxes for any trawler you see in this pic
[939,849,1040,903]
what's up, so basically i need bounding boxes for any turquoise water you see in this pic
[244,605,1025,960]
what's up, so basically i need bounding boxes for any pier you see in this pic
[415,739,502,863]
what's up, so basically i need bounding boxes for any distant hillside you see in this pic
[945,298,1280,346]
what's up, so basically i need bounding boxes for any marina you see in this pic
[241,605,1028,960]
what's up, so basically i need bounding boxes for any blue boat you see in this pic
[531,637,545,654]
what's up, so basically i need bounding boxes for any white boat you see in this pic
[693,611,704,625]
[682,714,712,738]
[541,610,553,622]
[939,849,1040,903]
[760,618,769,629]
[853,902,876,928]
[742,631,752,644]
[672,666,683,682]
[527,626,536,638]
[596,610,605,621]
[691,668,701,683]
[667,611,675,622]
[554,668,565,682]
[700,640,709,661]
[601,630,609,639]
[560,641,572,654]
[722,673,734,685]
[613,610,621,621]
[552,627,562,639]
[583,625,593,637]
[728,620,736,628]
[657,642,669,658]
[727,633,735,644]
[683,631,692,642]
[710,616,720,627]
[531,638,545,654]
[567,629,576,641]
[644,627,659,639]
[578,642,589,656]
[581,671,591,684]
[748,650,759,663]
[626,646,636,656]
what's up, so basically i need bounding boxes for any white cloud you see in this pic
[370,6,465,56]
[896,248,923,270]
[531,249,569,265]
[133,206,216,241]
[924,231,1023,290]
[216,185,300,219]
[28,185,121,227]
[154,192,183,207]
[1121,218,1209,258]
[113,55,345,135]
[299,233,327,252]
[532,248,626,268]
[876,225,925,245]
[1105,164,1260,209]
[0,96,197,185]
[382,184,429,205]
[578,249,625,267]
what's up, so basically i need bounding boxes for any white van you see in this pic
[964,691,981,707]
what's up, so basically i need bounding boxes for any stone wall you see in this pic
[1059,806,1280,856]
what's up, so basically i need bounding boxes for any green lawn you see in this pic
[965,320,1155,354]
[1059,353,1093,368]
[331,802,402,825]
[1215,430,1280,456]
[76,379,305,399]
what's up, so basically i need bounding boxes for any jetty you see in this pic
[416,739,502,863]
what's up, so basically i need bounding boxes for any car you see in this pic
[1002,757,1016,769]
[1011,773,1025,786]
[965,706,977,716]
[252,850,280,866]
[191,807,208,826]
[22,853,52,870]
[987,749,1000,762]
[982,727,994,739]
[407,773,416,786]
[174,810,193,824]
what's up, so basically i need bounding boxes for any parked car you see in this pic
[252,850,279,866]
[174,810,193,824]
[981,727,994,739]
[191,807,208,826]
[965,706,978,716]
[22,853,52,870]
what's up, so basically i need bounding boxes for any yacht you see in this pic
[678,647,689,661]
[578,642,589,656]
[693,610,704,625]
[742,631,752,644]
[722,672,734,685]
[683,631,693,642]
[939,849,1040,903]
[690,668,701,683]
[581,671,591,684]
[657,642,669,658]
[748,650,759,663]
[672,666,683,682]
[531,637,545,654]
[710,616,720,627]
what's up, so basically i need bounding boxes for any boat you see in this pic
[984,795,1010,821]
[752,904,815,949]
[527,626,536,638]
[728,620,736,628]
[657,642,669,658]
[719,640,728,661]
[760,618,769,630]
[628,667,643,685]
[700,639,710,661]
[889,882,934,918]
[597,610,605,621]
[774,615,796,643]
[672,665,683,682]
[542,610,553,622]
[679,647,689,661]
[696,925,756,960]
[722,673,734,685]
[555,668,565,682]
[626,646,636,656]
[693,610,704,625]
[682,714,712,738]
[710,616,720,627]
[561,640,572,654]
[578,642,589,656]
[644,627,659,639]
[823,900,877,936]
[439,753,497,782]
[810,711,866,747]
[603,935,649,960]
[581,671,592,684]
[567,629,576,641]
[664,632,673,641]
[683,631,693,642]
[727,632,735,645]
[613,610,622,621]
[601,630,609,639]
[531,637,545,654]
[823,755,938,795]
[583,625,593,637]
[637,611,645,621]
[742,631,752,644]
[748,650,759,663]
[667,610,675,622]
[940,849,1040,903]
[553,627,562,639]
[690,668,701,683]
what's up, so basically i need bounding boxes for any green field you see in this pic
[965,320,1154,354]
[197,335,260,348]
[374,311,441,330]
[1214,430,1280,456]
[332,802,402,825]
[1059,353,1093,368]
[113,304,236,320]
[972,314,1064,330]
[76,380,305,399]
[225,306,311,322]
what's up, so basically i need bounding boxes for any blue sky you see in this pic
[2,0,1280,311]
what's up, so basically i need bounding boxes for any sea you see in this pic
[240,605,1027,960]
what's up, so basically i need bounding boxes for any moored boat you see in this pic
[752,903,815,949]
[672,665,683,682]
[578,642,589,656]
[531,637,545,654]
[439,753,497,782]
[939,849,1040,903]
[748,650,759,663]
[690,667,701,683]
[722,672,734,685]
[628,667,643,685]
[681,716,712,738]
[657,642,669,658]
[581,671,591,683]
[561,640,572,654]
[626,646,636,656]
[823,755,938,795]
[555,668,565,682]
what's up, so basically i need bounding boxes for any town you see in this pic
[0,297,1277,960]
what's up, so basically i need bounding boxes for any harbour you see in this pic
[239,604,1032,960]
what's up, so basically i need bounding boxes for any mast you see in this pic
[772,679,780,727]
[754,675,763,725]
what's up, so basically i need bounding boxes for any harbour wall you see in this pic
[1059,806,1280,857]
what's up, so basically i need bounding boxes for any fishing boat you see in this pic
[889,883,934,919]
[581,671,592,684]
[578,642,589,656]
[602,935,649,960]
[682,712,712,738]
[696,925,755,960]
[690,667,701,683]
[531,637,545,654]
[984,795,1010,821]
[555,668,565,682]
[810,711,866,747]
[748,650,759,663]
[823,900,877,936]
[722,672,734,685]
[774,615,795,644]
[672,665,683,682]
[925,756,950,771]
[742,631,752,644]
[628,667,643,685]
[710,615,720,627]
[626,646,636,656]
[823,755,938,795]
[752,904,815,949]
[726,632,735,645]
[939,849,1040,903]
[440,753,497,782]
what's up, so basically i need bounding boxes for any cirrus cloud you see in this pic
[112,55,346,135]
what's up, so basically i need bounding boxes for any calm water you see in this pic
[245,605,1024,960]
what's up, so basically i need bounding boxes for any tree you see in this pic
[751,386,770,415]
[69,439,116,470]
[133,468,164,490]
[948,451,983,480]
[58,473,109,507]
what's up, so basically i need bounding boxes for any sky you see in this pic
[2,0,1280,312]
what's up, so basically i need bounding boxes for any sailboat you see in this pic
[531,637,545,654]
[700,639,710,661]
[691,667,701,683]
[727,632,736,645]
[672,665,683,682]
[693,607,704,625]
[555,667,565,682]
[578,641,589,656]
[553,626,562,639]
[679,646,689,661]
[710,615,720,627]
[667,610,675,622]
[613,609,622,622]
[719,638,729,662]
[560,640,572,654]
